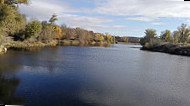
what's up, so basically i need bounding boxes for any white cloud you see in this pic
[126,17,156,22]
[19,0,78,20]
[19,0,127,32]
[94,0,190,18]
[58,14,127,31]
[151,22,164,25]
[19,0,189,36]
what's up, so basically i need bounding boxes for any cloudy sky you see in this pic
[19,0,190,37]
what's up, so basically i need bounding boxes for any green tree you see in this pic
[25,20,42,38]
[178,24,190,43]
[160,30,173,42]
[173,31,180,43]
[49,14,58,24]
[140,29,157,45]
[0,5,26,36]
[1,0,29,6]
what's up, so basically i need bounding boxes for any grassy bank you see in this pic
[4,40,58,49]
[58,40,111,47]
[1,39,112,51]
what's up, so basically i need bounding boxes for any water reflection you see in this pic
[0,74,23,105]
[0,60,24,105]
[1,45,190,106]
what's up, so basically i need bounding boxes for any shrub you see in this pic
[38,25,55,43]
[25,20,42,39]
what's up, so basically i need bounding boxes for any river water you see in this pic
[0,44,190,106]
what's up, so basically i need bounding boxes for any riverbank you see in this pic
[5,40,58,49]
[141,43,190,56]
[2,40,112,51]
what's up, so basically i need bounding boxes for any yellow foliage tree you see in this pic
[105,34,112,42]
[95,33,100,37]
[76,27,80,29]
[1,0,4,6]
[53,25,63,40]
[99,36,104,41]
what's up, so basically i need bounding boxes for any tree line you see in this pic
[0,0,116,47]
[140,23,190,47]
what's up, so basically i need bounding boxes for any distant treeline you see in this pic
[115,36,140,43]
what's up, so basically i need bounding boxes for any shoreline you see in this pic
[1,40,112,52]
[141,43,190,56]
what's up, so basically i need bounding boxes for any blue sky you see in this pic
[19,0,190,37]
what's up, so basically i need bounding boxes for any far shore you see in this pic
[117,42,140,45]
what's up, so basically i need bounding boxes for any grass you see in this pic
[58,40,80,46]
[1,39,112,52]
[5,40,58,49]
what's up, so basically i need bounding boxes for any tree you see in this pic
[113,36,115,44]
[123,37,128,42]
[0,5,26,36]
[65,28,77,40]
[105,33,112,43]
[99,36,104,41]
[1,0,29,6]
[76,27,80,29]
[41,21,48,28]
[94,33,101,41]
[25,20,42,38]
[140,29,157,45]
[173,31,180,43]
[53,25,63,40]
[49,14,58,24]
[75,28,92,44]
[178,24,190,43]
[38,24,55,43]
[160,30,173,42]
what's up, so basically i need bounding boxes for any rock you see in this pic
[4,48,7,53]
[0,45,7,54]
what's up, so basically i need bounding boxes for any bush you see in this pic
[140,29,157,46]
[144,38,162,48]
[25,20,42,39]
[38,25,55,43]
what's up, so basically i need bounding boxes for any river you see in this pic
[0,44,190,106]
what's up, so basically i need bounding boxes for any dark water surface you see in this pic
[0,44,190,106]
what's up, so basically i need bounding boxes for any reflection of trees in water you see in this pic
[0,74,24,105]
[0,60,24,105]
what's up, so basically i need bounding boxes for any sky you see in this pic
[19,0,190,37]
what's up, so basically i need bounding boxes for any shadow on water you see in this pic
[0,47,98,106]
[0,60,24,105]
